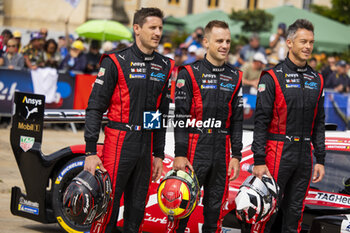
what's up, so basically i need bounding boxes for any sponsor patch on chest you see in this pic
[286,84,301,88]
[129,74,146,79]
[201,84,217,89]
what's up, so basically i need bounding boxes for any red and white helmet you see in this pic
[235,175,279,224]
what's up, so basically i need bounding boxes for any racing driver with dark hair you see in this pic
[250,19,325,232]
[168,20,243,232]
[83,7,174,233]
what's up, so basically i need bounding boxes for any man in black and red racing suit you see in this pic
[250,19,325,233]
[167,20,243,232]
[83,8,174,233]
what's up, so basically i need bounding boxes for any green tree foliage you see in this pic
[310,0,350,25]
[229,9,274,33]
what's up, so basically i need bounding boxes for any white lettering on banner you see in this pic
[316,192,350,206]
[0,82,18,101]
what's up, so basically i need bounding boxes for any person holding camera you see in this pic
[183,27,204,49]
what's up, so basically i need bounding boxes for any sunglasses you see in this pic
[7,45,17,48]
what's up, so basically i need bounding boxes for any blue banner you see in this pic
[324,91,350,131]
[0,69,33,115]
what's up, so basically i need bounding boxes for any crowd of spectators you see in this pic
[1,25,350,93]
[0,28,128,74]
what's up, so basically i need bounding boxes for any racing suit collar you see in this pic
[131,43,155,61]
[285,55,308,73]
[203,55,225,73]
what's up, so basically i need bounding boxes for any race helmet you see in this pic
[63,169,112,225]
[157,169,201,221]
[235,175,279,224]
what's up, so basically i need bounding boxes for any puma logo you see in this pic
[25,106,38,120]
[126,124,133,131]
[231,70,237,75]
[162,59,168,65]
[193,66,199,71]
[276,68,283,73]
[286,136,293,142]
[118,54,125,60]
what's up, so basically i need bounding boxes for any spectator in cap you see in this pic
[162,42,174,59]
[85,40,101,73]
[59,40,87,72]
[183,44,197,65]
[237,33,266,67]
[1,38,24,70]
[0,29,13,57]
[21,31,45,70]
[269,22,288,62]
[13,31,22,53]
[241,52,267,92]
[326,60,350,93]
[44,39,61,68]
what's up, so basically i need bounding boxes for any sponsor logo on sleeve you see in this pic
[258,84,266,92]
[95,79,104,85]
[97,67,105,77]
[176,79,185,88]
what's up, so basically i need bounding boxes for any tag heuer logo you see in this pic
[20,136,35,152]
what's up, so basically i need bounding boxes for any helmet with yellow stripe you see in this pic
[157,169,200,221]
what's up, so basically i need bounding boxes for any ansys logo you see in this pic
[143,110,161,129]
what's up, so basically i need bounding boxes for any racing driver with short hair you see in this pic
[83,7,174,233]
[168,20,243,232]
[250,19,326,233]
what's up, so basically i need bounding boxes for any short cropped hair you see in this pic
[204,20,229,36]
[287,19,314,40]
[133,7,164,27]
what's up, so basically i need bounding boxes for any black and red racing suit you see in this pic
[84,43,174,233]
[167,57,243,232]
[250,56,325,233]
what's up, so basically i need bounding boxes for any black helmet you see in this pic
[63,169,112,225]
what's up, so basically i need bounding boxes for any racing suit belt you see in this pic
[188,127,230,135]
[268,133,311,142]
[107,121,147,132]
